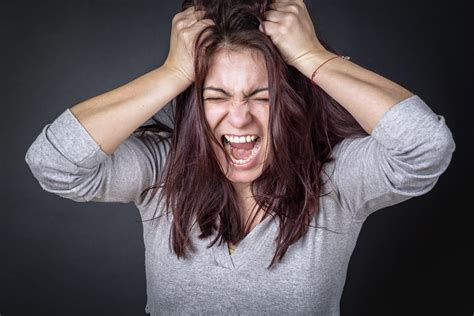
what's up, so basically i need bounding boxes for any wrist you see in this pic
[138,65,193,103]
[293,49,338,80]
[160,63,194,87]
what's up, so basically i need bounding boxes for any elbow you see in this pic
[25,143,89,202]
[25,142,38,169]
[25,142,46,180]
[383,126,456,196]
[424,124,456,176]
[434,124,456,163]
[430,113,456,170]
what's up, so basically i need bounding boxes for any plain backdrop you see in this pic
[2,0,472,315]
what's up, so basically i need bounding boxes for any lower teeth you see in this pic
[225,138,261,165]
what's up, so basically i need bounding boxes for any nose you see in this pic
[228,100,252,128]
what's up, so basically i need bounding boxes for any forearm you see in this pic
[70,65,189,155]
[295,50,415,134]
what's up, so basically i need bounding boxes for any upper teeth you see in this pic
[224,135,258,143]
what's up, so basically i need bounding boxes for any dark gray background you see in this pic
[2,0,472,315]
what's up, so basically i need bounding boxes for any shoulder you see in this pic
[129,130,173,156]
[320,135,368,194]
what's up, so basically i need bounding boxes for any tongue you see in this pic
[229,141,255,160]
[231,147,252,160]
[230,142,255,150]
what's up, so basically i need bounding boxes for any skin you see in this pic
[260,0,413,134]
[69,2,413,249]
[203,49,271,229]
[70,7,213,155]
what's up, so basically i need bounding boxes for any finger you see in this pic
[194,9,207,20]
[185,18,215,37]
[174,16,198,30]
[183,6,206,20]
[272,0,303,3]
[173,7,198,28]
[177,9,209,29]
[259,20,279,36]
[178,6,203,25]
[263,10,288,23]
[268,2,301,9]
[190,18,215,28]
[179,5,196,16]
[268,2,303,14]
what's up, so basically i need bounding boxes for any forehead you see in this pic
[204,48,268,93]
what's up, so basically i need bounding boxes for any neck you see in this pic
[232,182,262,226]
[232,182,253,208]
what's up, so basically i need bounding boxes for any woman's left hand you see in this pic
[260,0,326,70]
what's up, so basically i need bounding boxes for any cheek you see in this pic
[252,107,270,128]
[204,105,228,129]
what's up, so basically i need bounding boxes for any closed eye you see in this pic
[204,97,269,102]
[204,97,226,101]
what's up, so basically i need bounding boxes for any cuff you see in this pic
[46,108,109,169]
[371,95,445,151]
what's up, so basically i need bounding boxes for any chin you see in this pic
[211,134,268,187]
[215,152,266,187]
[225,169,262,185]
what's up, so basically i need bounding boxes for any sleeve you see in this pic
[24,108,171,206]
[329,94,456,222]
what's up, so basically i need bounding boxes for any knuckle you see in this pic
[285,12,298,23]
[278,25,288,35]
[200,18,214,25]
[175,19,187,30]
[287,4,300,14]
[181,28,193,39]
[172,13,182,23]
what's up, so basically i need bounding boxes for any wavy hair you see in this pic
[134,0,368,269]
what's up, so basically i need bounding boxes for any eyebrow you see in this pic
[203,86,269,98]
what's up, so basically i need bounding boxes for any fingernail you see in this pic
[259,24,264,32]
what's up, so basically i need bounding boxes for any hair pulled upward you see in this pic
[135,0,367,269]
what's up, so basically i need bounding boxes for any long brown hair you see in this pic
[134,0,367,269]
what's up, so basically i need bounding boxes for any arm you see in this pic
[25,109,172,205]
[25,7,214,205]
[69,66,190,155]
[291,50,414,135]
[325,95,455,221]
[24,57,186,206]
[69,6,213,155]
[262,0,456,221]
[260,0,413,134]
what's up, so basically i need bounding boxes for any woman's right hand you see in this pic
[163,6,214,85]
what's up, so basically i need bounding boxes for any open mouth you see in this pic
[221,135,262,166]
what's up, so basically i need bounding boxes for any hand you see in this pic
[259,0,326,70]
[163,6,214,85]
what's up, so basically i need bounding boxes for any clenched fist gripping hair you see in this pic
[136,0,366,269]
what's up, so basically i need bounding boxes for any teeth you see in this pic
[223,135,259,143]
[224,137,262,165]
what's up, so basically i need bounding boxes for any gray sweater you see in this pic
[25,95,455,315]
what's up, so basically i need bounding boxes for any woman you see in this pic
[25,0,456,314]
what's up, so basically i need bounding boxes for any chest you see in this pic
[142,211,358,314]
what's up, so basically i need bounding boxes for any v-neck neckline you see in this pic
[211,213,277,270]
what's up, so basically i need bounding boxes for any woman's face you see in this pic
[203,48,270,188]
